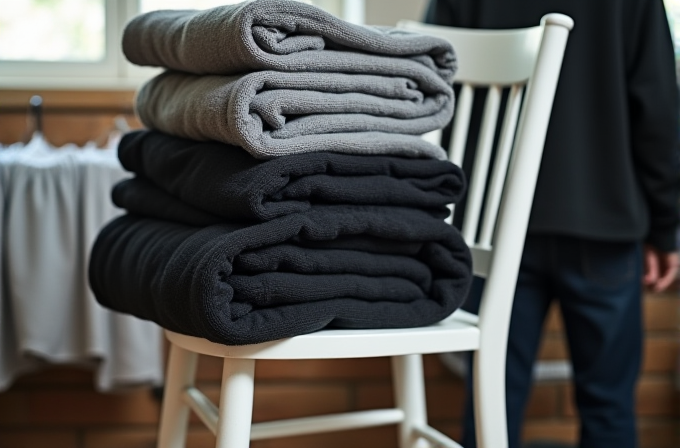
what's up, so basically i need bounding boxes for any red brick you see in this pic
[83,428,156,448]
[522,419,578,444]
[537,335,569,361]
[426,381,466,420]
[25,388,159,425]
[355,383,393,411]
[525,384,560,418]
[82,427,217,448]
[12,367,93,388]
[255,358,391,381]
[195,355,224,382]
[0,430,77,448]
[544,303,564,333]
[642,337,679,373]
[0,392,31,425]
[423,354,453,379]
[252,384,351,422]
[636,378,679,417]
[250,426,397,448]
[638,418,680,448]
[643,295,679,331]
[355,379,465,420]
[186,427,217,448]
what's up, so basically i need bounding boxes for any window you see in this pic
[665,0,680,62]
[0,0,120,86]
[0,0,365,89]
[140,0,245,11]
[0,0,106,62]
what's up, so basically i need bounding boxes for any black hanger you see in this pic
[29,95,43,136]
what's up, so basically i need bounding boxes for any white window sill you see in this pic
[0,76,153,91]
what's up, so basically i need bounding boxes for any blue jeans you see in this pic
[462,234,643,448]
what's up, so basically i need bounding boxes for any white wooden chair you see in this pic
[156,14,573,448]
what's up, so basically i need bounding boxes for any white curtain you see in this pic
[0,134,163,392]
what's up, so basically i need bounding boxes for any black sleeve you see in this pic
[628,0,680,251]
[423,0,457,26]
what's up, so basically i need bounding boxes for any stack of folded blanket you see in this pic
[89,0,472,346]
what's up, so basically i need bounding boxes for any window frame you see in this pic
[0,0,365,90]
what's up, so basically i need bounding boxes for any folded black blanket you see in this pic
[89,206,472,345]
[112,131,465,223]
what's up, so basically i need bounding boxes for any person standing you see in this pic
[424,0,680,447]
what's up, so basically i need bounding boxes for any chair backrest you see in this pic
[397,16,572,338]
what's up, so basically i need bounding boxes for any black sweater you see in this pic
[425,0,680,251]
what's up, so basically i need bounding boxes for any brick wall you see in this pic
[0,351,458,447]
[0,290,677,448]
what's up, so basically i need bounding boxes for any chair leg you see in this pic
[473,350,508,448]
[392,354,430,448]
[157,342,199,448]
[214,358,256,448]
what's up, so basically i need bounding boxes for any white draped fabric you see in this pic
[0,135,163,391]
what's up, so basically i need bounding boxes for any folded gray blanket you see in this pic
[122,0,456,82]
[89,206,472,345]
[136,70,452,159]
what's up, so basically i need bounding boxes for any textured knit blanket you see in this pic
[112,131,465,224]
[89,207,472,345]
[135,70,452,159]
[122,0,456,81]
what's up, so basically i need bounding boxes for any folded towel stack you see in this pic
[89,0,473,345]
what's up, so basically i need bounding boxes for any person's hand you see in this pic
[643,245,680,292]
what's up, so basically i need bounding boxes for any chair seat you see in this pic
[166,309,480,360]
